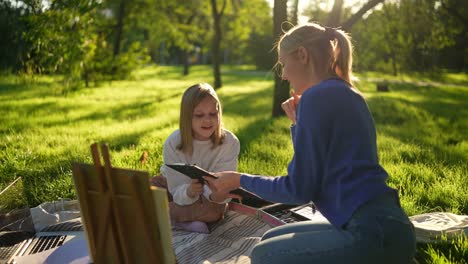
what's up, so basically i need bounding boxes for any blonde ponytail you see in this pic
[332,28,354,86]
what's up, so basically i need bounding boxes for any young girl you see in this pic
[152,83,240,233]
[205,23,416,263]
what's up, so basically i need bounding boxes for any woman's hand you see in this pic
[204,172,242,202]
[186,179,203,198]
[281,92,301,124]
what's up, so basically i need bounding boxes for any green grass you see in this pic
[0,65,467,263]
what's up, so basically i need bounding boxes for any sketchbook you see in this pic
[165,163,267,205]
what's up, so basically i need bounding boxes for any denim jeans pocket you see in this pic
[377,214,416,259]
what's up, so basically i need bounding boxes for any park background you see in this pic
[0,0,467,263]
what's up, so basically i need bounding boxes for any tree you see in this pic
[301,0,330,24]
[350,0,466,73]
[113,0,126,58]
[210,0,227,89]
[0,0,27,71]
[20,0,102,88]
[341,0,385,31]
[272,0,290,117]
[157,0,208,75]
[437,0,468,71]
[290,0,299,25]
[327,0,343,26]
[14,0,151,90]
[303,0,385,30]
[223,0,273,67]
[350,5,402,74]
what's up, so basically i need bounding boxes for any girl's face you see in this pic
[279,48,313,95]
[192,96,219,141]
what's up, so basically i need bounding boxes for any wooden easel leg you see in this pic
[129,176,161,263]
[100,144,131,264]
[91,143,129,264]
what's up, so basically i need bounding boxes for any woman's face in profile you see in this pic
[279,49,311,95]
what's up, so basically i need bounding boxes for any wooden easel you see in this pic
[72,143,175,264]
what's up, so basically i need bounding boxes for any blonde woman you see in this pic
[205,23,416,263]
[152,83,240,233]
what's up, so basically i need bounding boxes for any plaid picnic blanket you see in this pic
[172,211,271,264]
[4,201,271,264]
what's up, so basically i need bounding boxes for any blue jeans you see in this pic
[250,192,416,264]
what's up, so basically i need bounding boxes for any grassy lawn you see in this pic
[0,65,467,263]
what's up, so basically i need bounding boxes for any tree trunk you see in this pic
[291,0,299,25]
[212,15,222,89]
[382,3,398,76]
[182,50,190,76]
[341,0,385,31]
[391,52,397,76]
[159,42,166,64]
[272,0,290,118]
[179,14,196,76]
[210,0,226,89]
[327,0,343,27]
[113,0,126,58]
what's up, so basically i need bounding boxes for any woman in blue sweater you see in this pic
[205,23,416,264]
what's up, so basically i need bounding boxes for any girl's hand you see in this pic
[187,179,203,198]
[281,92,301,124]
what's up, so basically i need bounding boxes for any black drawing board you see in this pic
[165,163,268,205]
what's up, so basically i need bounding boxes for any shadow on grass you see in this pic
[136,65,273,86]
[236,118,276,156]
[104,126,156,151]
[0,77,64,98]
[221,70,274,87]
[17,125,158,207]
[134,65,213,82]
[368,84,467,148]
[367,83,468,215]
[221,81,276,155]
[1,90,183,134]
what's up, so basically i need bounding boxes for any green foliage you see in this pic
[0,1,26,71]
[146,0,211,67]
[301,0,333,24]
[222,0,273,66]
[161,0,209,51]
[1,0,153,91]
[20,0,101,90]
[247,32,276,70]
[81,46,146,89]
[300,0,467,73]
[351,0,467,73]
[2,0,467,81]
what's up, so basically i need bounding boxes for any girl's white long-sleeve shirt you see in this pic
[160,129,240,206]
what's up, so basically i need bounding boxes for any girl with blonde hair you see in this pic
[152,83,240,233]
